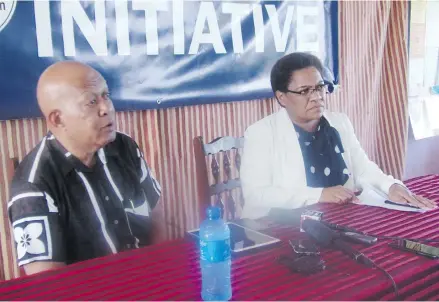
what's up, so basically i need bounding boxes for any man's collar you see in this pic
[102,139,119,157]
[46,133,78,176]
[46,132,117,175]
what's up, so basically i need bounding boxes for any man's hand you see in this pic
[388,184,437,209]
[319,186,358,204]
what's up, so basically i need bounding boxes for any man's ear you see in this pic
[47,110,63,129]
[275,90,287,108]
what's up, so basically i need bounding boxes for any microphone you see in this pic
[303,220,400,299]
[302,219,375,267]
[320,221,378,245]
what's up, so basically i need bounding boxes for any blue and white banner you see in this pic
[0,0,338,120]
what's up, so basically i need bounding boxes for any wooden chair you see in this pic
[193,136,244,221]
[1,157,21,279]
[0,158,16,281]
[6,157,18,183]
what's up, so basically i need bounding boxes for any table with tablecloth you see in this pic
[0,175,438,300]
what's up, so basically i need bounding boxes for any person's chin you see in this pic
[308,108,324,120]
[101,129,117,145]
[107,130,117,142]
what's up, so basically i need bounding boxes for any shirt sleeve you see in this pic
[8,180,66,267]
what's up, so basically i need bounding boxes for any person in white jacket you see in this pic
[240,52,436,219]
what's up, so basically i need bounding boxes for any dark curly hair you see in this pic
[270,52,324,97]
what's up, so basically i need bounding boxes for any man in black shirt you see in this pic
[8,61,161,275]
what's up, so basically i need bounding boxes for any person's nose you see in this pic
[309,89,324,103]
[99,97,114,117]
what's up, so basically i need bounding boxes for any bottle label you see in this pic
[200,238,231,262]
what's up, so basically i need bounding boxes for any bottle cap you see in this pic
[206,206,221,220]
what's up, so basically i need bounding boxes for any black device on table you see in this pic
[277,239,325,275]
[389,239,439,259]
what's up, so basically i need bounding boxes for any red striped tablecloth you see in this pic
[0,175,438,300]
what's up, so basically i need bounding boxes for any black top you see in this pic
[294,117,349,188]
[8,132,161,266]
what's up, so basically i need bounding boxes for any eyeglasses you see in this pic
[284,83,328,98]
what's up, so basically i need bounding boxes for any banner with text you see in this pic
[0,0,338,120]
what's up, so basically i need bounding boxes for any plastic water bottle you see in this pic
[199,206,232,301]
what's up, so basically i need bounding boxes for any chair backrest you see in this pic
[0,157,20,281]
[193,136,244,221]
[6,157,18,183]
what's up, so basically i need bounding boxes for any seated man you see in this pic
[8,61,161,275]
[240,52,436,219]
